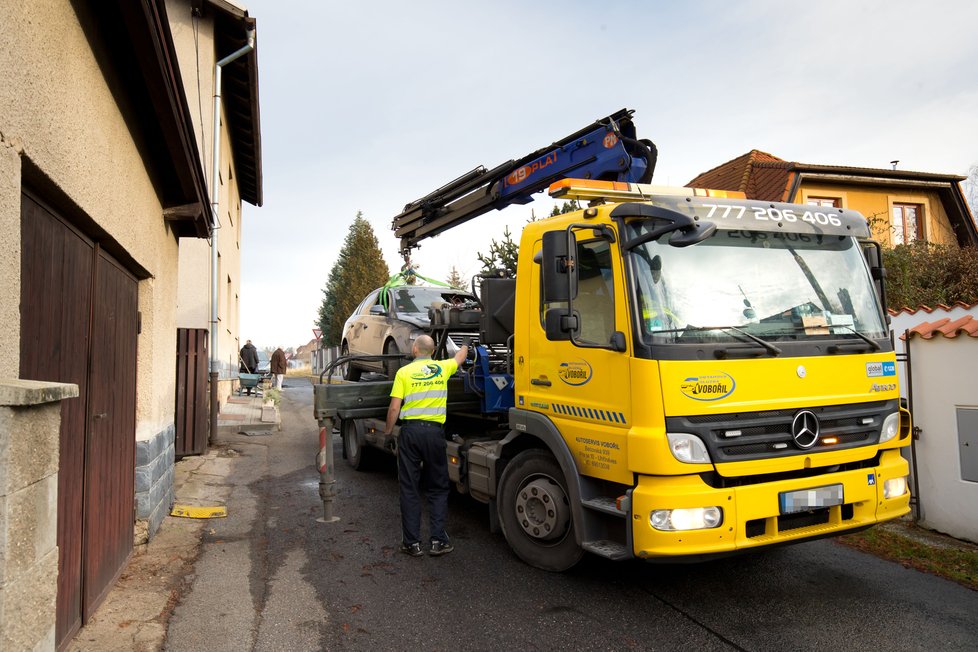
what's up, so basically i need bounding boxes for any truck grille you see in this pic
[667,400,898,464]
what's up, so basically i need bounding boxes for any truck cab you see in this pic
[500,180,910,568]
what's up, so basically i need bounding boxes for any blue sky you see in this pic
[239,0,978,349]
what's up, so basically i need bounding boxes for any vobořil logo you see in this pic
[558,360,593,386]
[410,364,442,381]
[866,361,896,378]
[680,373,736,401]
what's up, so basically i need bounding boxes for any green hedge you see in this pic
[883,242,978,310]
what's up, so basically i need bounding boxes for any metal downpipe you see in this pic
[209,27,255,443]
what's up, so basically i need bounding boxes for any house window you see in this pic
[807,197,840,208]
[892,203,924,245]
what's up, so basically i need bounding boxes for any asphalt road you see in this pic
[167,380,978,651]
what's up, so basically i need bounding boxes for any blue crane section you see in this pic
[392,108,657,253]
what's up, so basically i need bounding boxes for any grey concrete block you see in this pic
[0,475,57,584]
[0,404,60,495]
[0,379,77,407]
[134,466,152,494]
[135,435,162,468]
[146,497,167,540]
[134,426,177,523]
[0,547,57,652]
[135,490,150,519]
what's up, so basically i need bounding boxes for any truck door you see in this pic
[525,236,633,485]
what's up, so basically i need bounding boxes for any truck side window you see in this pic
[541,239,615,345]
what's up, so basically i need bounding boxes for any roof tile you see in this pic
[687,150,785,193]
[888,301,978,316]
[907,315,978,339]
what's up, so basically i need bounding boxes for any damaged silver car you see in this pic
[340,285,476,380]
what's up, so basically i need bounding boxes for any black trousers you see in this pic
[397,420,449,545]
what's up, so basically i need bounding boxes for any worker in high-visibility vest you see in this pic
[641,292,680,332]
[384,334,468,557]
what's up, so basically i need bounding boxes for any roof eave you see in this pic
[211,6,263,207]
[77,0,213,237]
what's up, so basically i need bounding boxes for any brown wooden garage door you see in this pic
[20,192,138,649]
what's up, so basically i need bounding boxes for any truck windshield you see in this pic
[626,226,887,349]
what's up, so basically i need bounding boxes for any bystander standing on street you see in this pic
[271,346,287,390]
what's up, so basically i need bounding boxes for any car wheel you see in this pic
[384,339,403,380]
[341,342,361,382]
[497,449,583,572]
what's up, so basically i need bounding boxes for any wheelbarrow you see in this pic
[238,372,263,397]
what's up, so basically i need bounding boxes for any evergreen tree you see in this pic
[446,266,467,290]
[317,212,390,346]
[549,200,580,216]
[477,225,519,277]
[477,206,568,278]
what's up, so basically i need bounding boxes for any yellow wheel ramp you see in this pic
[170,504,228,519]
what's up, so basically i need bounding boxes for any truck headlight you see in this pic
[650,507,723,531]
[666,432,711,464]
[879,412,900,444]
[883,476,908,499]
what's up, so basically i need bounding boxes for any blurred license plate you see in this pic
[779,484,844,514]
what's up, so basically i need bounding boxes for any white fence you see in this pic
[312,345,342,379]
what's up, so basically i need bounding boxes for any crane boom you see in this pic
[392,108,657,254]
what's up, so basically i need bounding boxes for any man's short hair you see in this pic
[413,334,435,357]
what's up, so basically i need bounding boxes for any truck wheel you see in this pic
[384,340,402,380]
[341,343,361,382]
[342,419,371,471]
[497,450,583,572]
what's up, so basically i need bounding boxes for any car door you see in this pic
[346,290,380,356]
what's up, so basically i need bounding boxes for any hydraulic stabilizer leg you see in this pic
[317,417,340,523]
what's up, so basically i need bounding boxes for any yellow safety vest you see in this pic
[390,357,459,424]
[641,295,679,330]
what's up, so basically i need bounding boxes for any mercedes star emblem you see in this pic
[791,410,820,449]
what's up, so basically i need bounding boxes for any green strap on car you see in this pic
[380,267,451,310]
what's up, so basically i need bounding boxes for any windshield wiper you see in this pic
[827,325,882,353]
[685,325,782,357]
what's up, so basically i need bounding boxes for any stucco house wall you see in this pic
[0,0,210,644]
[0,2,181,441]
[890,303,978,401]
[168,0,250,399]
[907,334,978,543]
[799,182,958,247]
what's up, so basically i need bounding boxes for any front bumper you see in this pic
[630,449,910,558]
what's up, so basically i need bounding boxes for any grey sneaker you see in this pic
[429,540,454,556]
[400,542,423,557]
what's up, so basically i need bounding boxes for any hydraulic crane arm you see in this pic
[392,108,657,254]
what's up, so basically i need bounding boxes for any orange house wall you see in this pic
[795,182,957,248]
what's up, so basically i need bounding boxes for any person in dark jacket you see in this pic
[271,347,287,390]
[239,339,260,396]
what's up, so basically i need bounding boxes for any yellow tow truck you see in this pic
[314,110,911,571]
